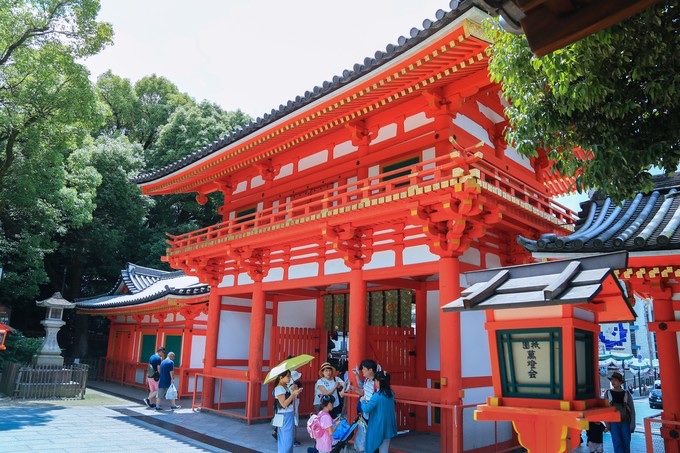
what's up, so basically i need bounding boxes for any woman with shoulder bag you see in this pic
[273,370,302,453]
[360,370,397,453]
[314,362,344,419]
[604,371,635,453]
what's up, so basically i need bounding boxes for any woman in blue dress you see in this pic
[360,370,398,453]
[273,370,302,453]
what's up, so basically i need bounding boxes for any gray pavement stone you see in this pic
[0,382,658,452]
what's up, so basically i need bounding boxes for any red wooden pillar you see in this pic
[439,255,463,453]
[247,278,266,421]
[414,287,428,430]
[202,290,221,409]
[348,266,367,383]
[317,295,328,367]
[650,288,680,453]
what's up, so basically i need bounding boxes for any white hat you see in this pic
[291,370,302,381]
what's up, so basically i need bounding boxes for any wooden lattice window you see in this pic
[368,289,413,327]
[324,294,348,332]
[323,289,414,330]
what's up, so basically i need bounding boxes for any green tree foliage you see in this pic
[96,72,192,150]
[149,101,250,170]
[486,1,680,201]
[0,330,42,368]
[141,101,251,264]
[0,3,252,348]
[45,136,150,299]
[0,0,112,306]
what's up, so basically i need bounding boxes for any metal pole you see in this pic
[638,368,642,396]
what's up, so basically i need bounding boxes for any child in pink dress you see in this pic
[315,394,337,453]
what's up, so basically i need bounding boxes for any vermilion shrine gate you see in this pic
[132,5,582,451]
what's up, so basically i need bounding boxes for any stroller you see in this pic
[331,414,364,453]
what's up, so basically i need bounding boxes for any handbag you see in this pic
[354,418,367,451]
[272,413,284,427]
[166,383,178,400]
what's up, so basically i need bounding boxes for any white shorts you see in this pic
[587,441,603,453]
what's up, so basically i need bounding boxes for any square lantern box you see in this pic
[443,251,636,452]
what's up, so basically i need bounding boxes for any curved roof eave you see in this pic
[518,173,680,254]
[133,1,489,192]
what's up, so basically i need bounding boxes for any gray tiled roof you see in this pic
[132,0,479,185]
[518,174,680,253]
[75,263,209,311]
[442,251,633,319]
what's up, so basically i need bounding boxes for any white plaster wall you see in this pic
[460,247,481,266]
[462,387,514,450]
[278,300,316,328]
[476,100,505,124]
[373,123,397,144]
[453,114,492,148]
[238,272,254,285]
[233,180,247,194]
[462,386,493,406]
[421,147,436,172]
[325,258,350,275]
[333,140,357,159]
[222,296,252,307]
[219,274,235,287]
[485,252,501,269]
[217,310,272,361]
[187,374,202,393]
[195,312,208,322]
[364,250,396,270]
[403,244,438,265]
[298,149,329,171]
[190,335,206,368]
[218,311,252,359]
[251,175,264,188]
[426,290,441,370]
[275,163,294,180]
[404,112,433,132]
[217,375,248,403]
[461,310,491,377]
[289,262,319,280]
[263,267,284,283]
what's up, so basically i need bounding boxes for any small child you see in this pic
[586,421,605,453]
[315,394,337,453]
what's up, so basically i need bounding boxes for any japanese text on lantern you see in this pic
[523,340,540,379]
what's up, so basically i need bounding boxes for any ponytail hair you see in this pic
[374,370,393,398]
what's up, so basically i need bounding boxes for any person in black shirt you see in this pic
[586,421,605,452]
[604,371,635,453]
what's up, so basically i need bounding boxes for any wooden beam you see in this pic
[521,0,661,57]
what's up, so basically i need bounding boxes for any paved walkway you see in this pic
[0,380,655,452]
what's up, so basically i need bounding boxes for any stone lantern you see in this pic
[443,251,635,452]
[32,292,75,366]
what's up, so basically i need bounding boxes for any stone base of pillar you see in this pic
[32,354,65,367]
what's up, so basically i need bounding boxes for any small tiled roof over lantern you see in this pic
[443,251,636,323]
[518,173,680,253]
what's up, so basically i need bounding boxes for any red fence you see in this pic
[270,326,322,415]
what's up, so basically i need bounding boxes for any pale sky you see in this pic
[84,0,453,119]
